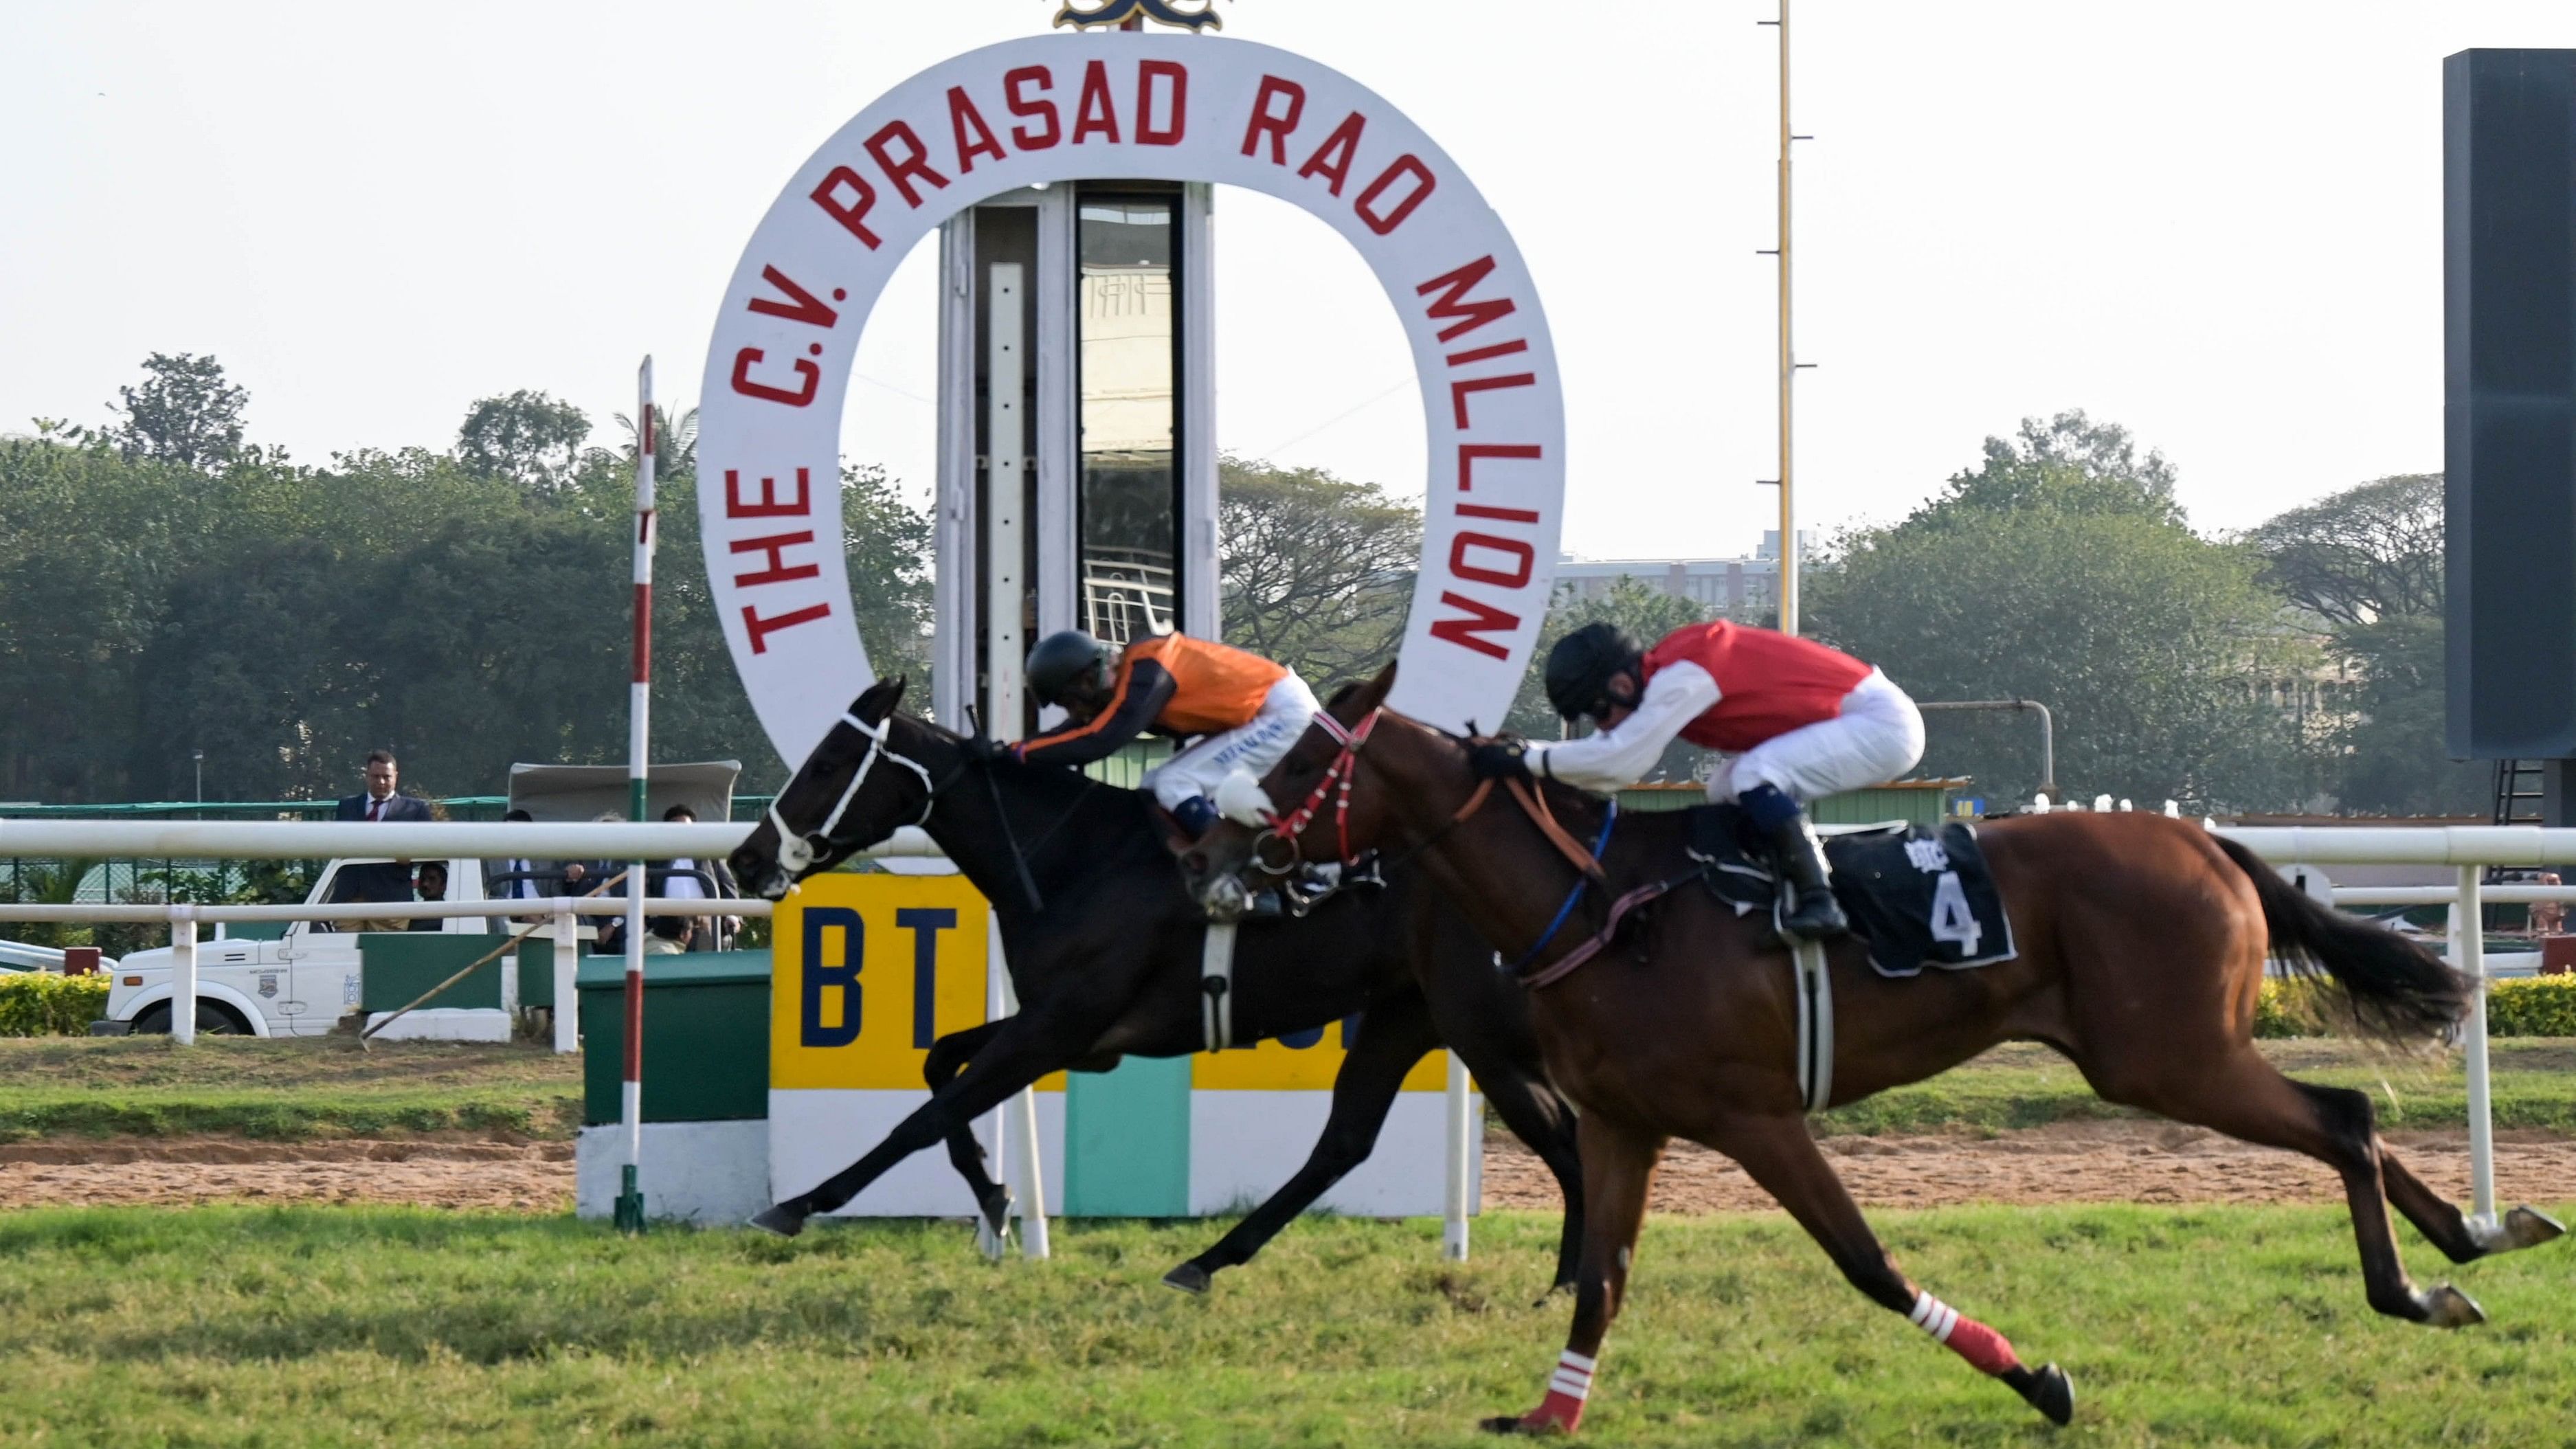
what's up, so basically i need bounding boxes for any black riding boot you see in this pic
[1767,811,1849,943]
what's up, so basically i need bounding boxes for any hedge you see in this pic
[0,974,111,1036]
[2255,974,2576,1039]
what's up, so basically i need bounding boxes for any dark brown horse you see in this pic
[1183,666,2564,1435]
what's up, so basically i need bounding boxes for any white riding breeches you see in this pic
[1704,669,1925,806]
[1145,673,1321,812]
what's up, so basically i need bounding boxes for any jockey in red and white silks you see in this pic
[1473,620,1925,941]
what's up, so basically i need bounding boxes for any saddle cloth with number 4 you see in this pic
[1688,810,2017,978]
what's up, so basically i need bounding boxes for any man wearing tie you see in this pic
[333,750,432,906]
[489,808,555,901]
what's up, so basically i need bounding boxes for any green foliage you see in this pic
[0,370,934,800]
[2249,473,2443,627]
[454,390,593,491]
[1807,416,2314,809]
[0,974,109,1036]
[103,352,248,472]
[2331,614,2486,815]
[1218,456,1420,695]
[2489,976,2576,1037]
[1,1206,2571,1446]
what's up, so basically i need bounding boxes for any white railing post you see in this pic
[1444,1049,1473,1261]
[2454,865,2497,1228]
[552,905,580,1054]
[169,905,198,1046]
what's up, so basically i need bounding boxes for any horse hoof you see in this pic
[2421,1283,2486,1329]
[747,1205,806,1239]
[2500,1205,2567,1253]
[978,1187,1016,1237]
[2015,1363,2074,1426]
[1162,1262,1213,1295]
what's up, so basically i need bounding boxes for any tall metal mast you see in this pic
[1760,1,1805,634]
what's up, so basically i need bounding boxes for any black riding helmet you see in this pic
[1543,621,1644,723]
[1025,629,1115,708]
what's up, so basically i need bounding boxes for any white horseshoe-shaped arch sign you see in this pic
[701,33,1563,765]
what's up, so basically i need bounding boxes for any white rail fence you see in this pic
[4,820,2566,1240]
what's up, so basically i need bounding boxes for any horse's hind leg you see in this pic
[2087,1049,2484,1327]
[1699,1112,2074,1426]
[1163,992,1440,1295]
[922,1021,1012,1235]
[1483,1112,1662,1436]
[2378,1143,2566,1263]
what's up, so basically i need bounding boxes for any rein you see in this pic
[1508,800,1620,974]
[770,710,934,876]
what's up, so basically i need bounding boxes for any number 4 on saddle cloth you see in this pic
[1689,808,2018,976]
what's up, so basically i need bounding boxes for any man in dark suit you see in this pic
[333,749,432,907]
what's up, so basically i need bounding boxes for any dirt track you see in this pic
[9,1124,2576,1213]
[1483,1123,2576,1212]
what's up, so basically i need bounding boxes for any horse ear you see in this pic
[1352,661,1398,716]
[851,675,908,722]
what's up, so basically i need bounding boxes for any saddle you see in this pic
[1687,806,2017,977]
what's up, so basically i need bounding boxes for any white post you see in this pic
[169,906,198,1046]
[986,262,1027,738]
[551,906,579,1054]
[2454,865,2497,1227]
[1443,1050,1473,1261]
[977,914,1051,1261]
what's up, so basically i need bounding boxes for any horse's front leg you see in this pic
[752,1000,1117,1235]
[921,1020,1011,1235]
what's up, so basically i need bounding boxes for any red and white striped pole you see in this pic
[615,357,656,1233]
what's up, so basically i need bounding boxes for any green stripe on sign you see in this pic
[1062,1054,1191,1216]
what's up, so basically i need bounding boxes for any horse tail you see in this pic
[2211,833,2470,1042]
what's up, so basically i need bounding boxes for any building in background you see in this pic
[1552,530,1814,621]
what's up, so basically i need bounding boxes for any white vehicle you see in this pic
[98,857,496,1037]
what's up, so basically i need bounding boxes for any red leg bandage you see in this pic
[1521,1349,1594,1432]
[1909,1292,2021,1376]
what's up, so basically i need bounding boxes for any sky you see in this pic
[5,0,2572,563]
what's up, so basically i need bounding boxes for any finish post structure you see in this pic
[616,358,657,1234]
[2454,866,2498,1226]
[1760,0,1804,634]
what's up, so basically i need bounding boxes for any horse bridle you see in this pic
[1251,708,1611,889]
[768,710,941,877]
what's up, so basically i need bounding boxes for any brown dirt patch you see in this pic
[0,1135,572,1211]
[1481,1121,2576,1213]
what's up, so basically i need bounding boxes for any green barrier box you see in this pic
[578,952,772,1125]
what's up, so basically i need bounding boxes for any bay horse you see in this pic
[727,677,1586,1295]
[1183,664,2564,1434]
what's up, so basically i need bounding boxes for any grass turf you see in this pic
[8,1036,2576,1145]
[0,1036,580,1141]
[0,1205,2569,1447]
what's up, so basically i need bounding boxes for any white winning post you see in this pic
[2454,866,2498,1228]
[169,906,198,1046]
[617,358,657,1233]
[1444,1051,1473,1260]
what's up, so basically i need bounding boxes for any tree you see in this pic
[614,403,699,480]
[1501,577,1711,782]
[2248,473,2443,626]
[106,352,248,472]
[1807,419,2314,810]
[2248,475,2479,815]
[456,390,593,491]
[1218,456,1420,693]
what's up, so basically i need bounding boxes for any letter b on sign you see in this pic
[800,906,864,1047]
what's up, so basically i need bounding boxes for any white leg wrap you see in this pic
[1908,1292,1960,1344]
[1547,1349,1597,1402]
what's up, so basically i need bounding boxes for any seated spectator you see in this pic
[488,809,561,901]
[654,802,741,950]
[408,862,451,932]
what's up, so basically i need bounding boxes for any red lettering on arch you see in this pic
[1457,442,1543,491]
[725,468,814,519]
[1356,155,1437,235]
[1450,532,1535,589]
[1137,60,1187,144]
[1073,60,1121,144]
[1297,111,1366,195]
[743,602,833,655]
[1242,75,1304,163]
[732,349,820,408]
[1451,373,1537,428]
[731,530,822,589]
[1005,65,1061,148]
[747,266,840,329]
[948,87,1007,173]
[1427,592,1519,660]
[865,120,949,207]
[1415,256,1516,342]
[811,166,884,250]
